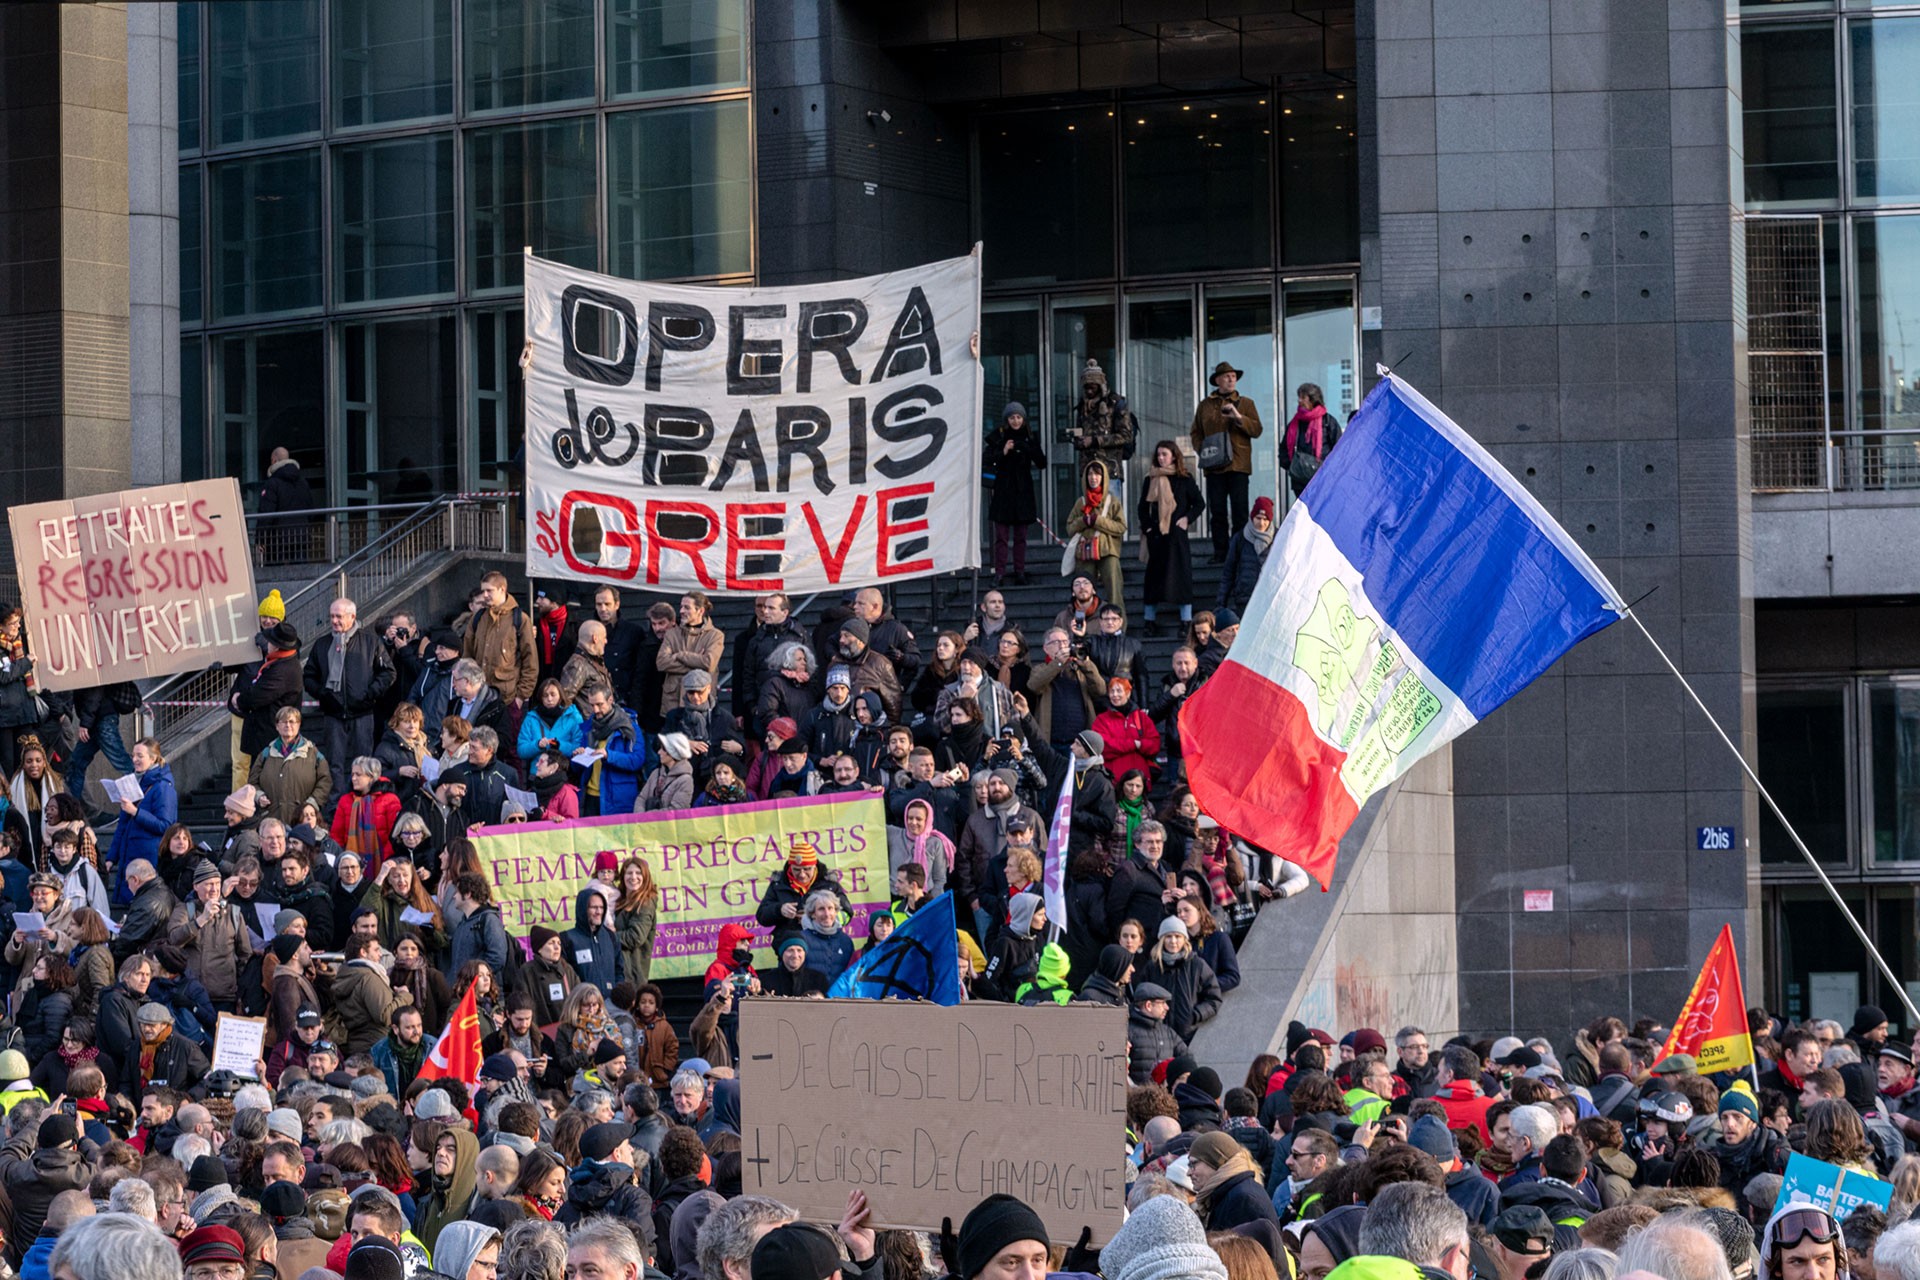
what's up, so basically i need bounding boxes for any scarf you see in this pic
[1197,1149,1263,1213]
[326,628,355,692]
[138,1024,174,1089]
[344,792,383,857]
[58,1040,98,1069]
[532,769,571,807]
[569,1007,621,1056]
[537,605,570,665]
[396,963,434,1014]
[1118,793,1145,850]
[1476,1144,1516,1180]
[1284,405,1326,460]
[705,775,747,805]
[520,1195,556,1221]
[1886,1076,1916,1100]
[1776,1060,1805,1092]
[1081,479,1108,528]
[1145,465,1178,535]
[1242,516,1275,554]
[904,800,954,871]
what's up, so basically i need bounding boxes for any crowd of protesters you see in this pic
[0,407,1908,1280]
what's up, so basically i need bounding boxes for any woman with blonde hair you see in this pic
[614,856,659,983]
[367,852,444,956]
[376,702,432,803]
[556,983,621,1078]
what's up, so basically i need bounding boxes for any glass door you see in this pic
[1125,289,1203,538]
[1204,283,1279,508]
[982,300,1042,551]
[1050,294,1118,529]
[1281,278,1360,510]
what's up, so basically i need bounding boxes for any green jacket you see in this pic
[1343,1086,1389,1125]
[1016,942,1073,1006]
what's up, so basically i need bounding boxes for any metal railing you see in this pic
[249,501,454,567]
[137,493,520,749]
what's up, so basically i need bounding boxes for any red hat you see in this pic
[593,850,620,872]
[180,1226,246,1267]
[1308,1028,1336,1047]
[1350,1028,1388,1056]
[1252,496,1277,521]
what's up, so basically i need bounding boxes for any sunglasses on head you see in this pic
[1769,1208,1839,1249]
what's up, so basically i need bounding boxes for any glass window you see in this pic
[1773,886,1871,1026]
[1283,280,1359,420]
[1280,91,1359,266]
[1206,284,1278,501]
[180,168,202,325]
[471,308,524,490]
[608,101,752,280]
[1853,19,1920,202]
[466,118,599,294]
[978,108,1116,285]
[1757,685,1852,865]
[1126,292,1199,475]
[1051,297,1118,520]
[181,336,206,482]
[1744,25,1839,206]
[216,328,326,503]
[1851,216,1920,487]
[980,302,1042,541]
[1123,96,1272,277]
[209,1,322,146]
[210,151,323,320]
[464,0,595,114]
[342,315,458,505]
[333,0,453,128]
[335,135,455,304]
[608,0,747,97]
[178,2,201,154]
[1870,679,1920,863]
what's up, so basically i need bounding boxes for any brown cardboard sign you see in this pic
[8,479,260,691]
[739,998,1130,1244]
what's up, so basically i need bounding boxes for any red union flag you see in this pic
[417,981,484,1089]
[1662,924,1755,1074]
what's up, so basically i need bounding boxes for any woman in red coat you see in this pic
[329,756,401,872]
[1092,677,1162,783]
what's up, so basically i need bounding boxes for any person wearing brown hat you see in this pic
[1187,1130,1279,1232]
[1191,361,1266,563]
[1067,356,1139,488]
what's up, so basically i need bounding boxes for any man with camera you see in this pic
[1191,361,1265,565]
[379,612,429,723]
[1028,627,1108,756]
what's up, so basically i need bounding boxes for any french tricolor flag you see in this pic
[1179,371,1624,888]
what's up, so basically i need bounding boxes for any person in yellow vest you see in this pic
[0,1050,49,1116]
[1343,1053,1395,1126]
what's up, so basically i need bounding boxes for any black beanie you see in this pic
[594,1038,626,1065]
[1095,944,1132,986]
[956,1195,1049,1280]
[1285,1020,1310,1056]
[270,934,305,964]
[344,1240,406,1280]
[1189,1067,1223,1099]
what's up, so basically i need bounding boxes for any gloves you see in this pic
[938,1217,960,1280]
[1060,1227,1100,1275]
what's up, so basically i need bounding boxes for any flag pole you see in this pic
[1620,607,1920,1026]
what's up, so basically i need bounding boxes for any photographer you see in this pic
[1028,627,1108,756]
[380,612,430,723]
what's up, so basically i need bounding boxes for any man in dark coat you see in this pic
[257,447,316,561]
[1126,983,1186,1084]
[0,1115,94,1267]
[853,589,921,694]
[985,401,1047,585]
[1106,811,1172,937]
[732,594,807,727]
[303,598,396,769]
[114,859,178,962]
[1086,605,1149,697]
[592,587,646,708]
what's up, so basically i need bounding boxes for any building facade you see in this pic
[4,0,1914,1035]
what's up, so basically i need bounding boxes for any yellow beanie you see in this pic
[258,590,286,622]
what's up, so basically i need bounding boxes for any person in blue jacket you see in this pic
[797,890,855,983]
[564,888,622,993]
[106,738,177,903]
[575,684,649,816]
[518,678,587,762]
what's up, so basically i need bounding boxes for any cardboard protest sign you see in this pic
[211,1013,268,1080]
[8,478,259,691]
[739,998,1129,1245]
[465,793,888,981]
[522,249,983,593]
[1772,1151,1893,1219]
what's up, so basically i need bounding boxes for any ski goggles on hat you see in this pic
[1768,1208,1840,1250]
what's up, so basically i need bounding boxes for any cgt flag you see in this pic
[1178,371,1624,888]
[1662,923,1756,1074]
[417,981,484,1089]
[829,891,962,1005]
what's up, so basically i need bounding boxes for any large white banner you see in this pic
[523,249,983,593]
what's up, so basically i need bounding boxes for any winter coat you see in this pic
[1446,1168,1502,1226]
[564,921,622,993]
[250,736,333,824]
[1065,461,1127,561]
[518,702,587,762]
[114,877,179,962]
[450,757,514,827]
[985,418,1048,526]
[374,728,432,805]
[1201,1168,1280,1232]
[799,926,855,982]
[1218,521,1272,612]
[462,595,540,703]
[1190,389,1265,475]
[69,943,114,1015]
[514,953,580,1028]
[372,1031,439,1098]
[1127,1007,1187,1084]
[838,647,904,723]
[955,801,1044,908]
[330,783,403,867]
[637,761,695,813]
[166,897,255,1004]
[326,959,398,1056]
[447,904,509,978]
[656,620,725,712]
[17,985,71,1060]
[632,1010,679,1087]
[1092,705,1161,784]
[755,674,819,739]
[303,627,397,720]
[258,458,315,522]
[0,654,37,731]
[1137,472,1205,606]
[885,825,951,899]
[3,896,76,978]
[578,707,650,815]
[933,678,1019,739]
[0,1141,94,1265]
[1027,657,1106,744]
[96,983,149,1083]
[733,618,808,722]
[105,762,178,873]
[616,901,657,986]
[277,873,336,950]
[230,650,307,757]
[1106,852,1171,937]
[1133,950,1222,1040]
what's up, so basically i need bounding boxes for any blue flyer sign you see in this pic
[1697,825,1736,851]
[1773,1152,1892,1219]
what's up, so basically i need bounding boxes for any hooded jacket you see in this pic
[1174,1081,1226,1132]
[669,1190,725,1280]
[415,1127,480,1252]
[1074,945,1133,1007]
[1016,942,1073,1006]
[702,921,758,988]
[433,1223,502,1280]
[463,594,540,703]
[979,895,1042,1002]
[557,1158,656,1237]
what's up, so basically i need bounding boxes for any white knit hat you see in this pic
[1101,1194,1226,1280]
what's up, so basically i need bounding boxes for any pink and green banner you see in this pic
[467,793,890,980]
